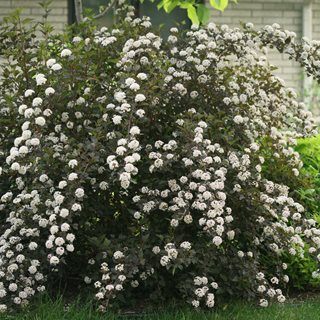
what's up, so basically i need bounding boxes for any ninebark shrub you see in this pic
[0,3,319,312]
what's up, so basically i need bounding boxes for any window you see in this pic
[68,0,192,35]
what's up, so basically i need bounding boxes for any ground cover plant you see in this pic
[1,0,320,314]
[282,135,320,289]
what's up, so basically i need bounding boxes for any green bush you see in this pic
[1,2,320,313]
[282,135,320,290]
[296,135,320,216]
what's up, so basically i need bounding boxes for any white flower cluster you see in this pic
[192,276,217,308]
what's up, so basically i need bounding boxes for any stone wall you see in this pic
[0,0,68,33]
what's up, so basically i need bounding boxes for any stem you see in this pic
[74,0,84,23]
[93,0,117,19]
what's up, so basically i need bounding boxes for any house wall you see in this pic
[313,0,320,40]
[207,0,317,92]
[0,0,68,33]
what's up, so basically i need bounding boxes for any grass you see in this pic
[3,295,320,320]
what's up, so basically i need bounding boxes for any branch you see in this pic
[93,0,117,19]
[74,0,84,23]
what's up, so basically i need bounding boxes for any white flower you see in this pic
[45,240,53,249]
[24,108,34,118]
[130,83,140,91]
[115,284,123,291]
[58,181,67,189]
[292,168,299,176]
[118,275,126,282]
[76,97,85,105]
[160,256,170,266]
[170,219,179,227]
[206,295,215,308]
[135,94,146,102]
[113,251,124,259]
[35,74,47,86]
[68,159,78,168]
[192,300,200,308]
[66,233,75,242]
[35,117,46,126]
[114,91,126,102]
[195,288,205,298]
[180,241,191,250]
[8,283,17,292]
[75,188,85,198]
[45,87,55,96]
[25,89,35,97]
[152,246,161,254]
[259,299,268,307]
[106,285,114,291]
[167,248,178,259]
[0,305,7,313]
[50,256,60,265]
[112,115,122,125]
[233,115,244,124]
[66,244,74,252]
[61,48,72,57]
[50,225,59,234]
[11,162,20,171]
[32,97,43,107]
[71,203,82,211]
[133,211,141,219]
[61,223,70,232]
[136,109,145,117]
[28,265,37,274]
[68,173,78,181]
[212,236,222,246]
[46,58,56,68]
[184,215,193,224]
[73,36,82,43]
[30,138,40,146]
[51,63,62,71]
[130,126,140,135]
[137,73,147,80]
[56,247,65,255]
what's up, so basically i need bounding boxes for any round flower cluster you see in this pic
[0,1,318,312]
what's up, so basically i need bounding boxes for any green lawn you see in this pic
[3,295,320,320]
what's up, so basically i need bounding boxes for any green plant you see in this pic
[275,135,320,290]
[73,0,238,26]
[296,135,320,214]
[154,0,237,25]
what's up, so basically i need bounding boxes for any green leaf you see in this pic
[163,2,177,13]
[157,0,164,10]
[210,0,229,11]
[179,3,199,25]
[187,6,199,25]
[197,4,210,24]
[163,0,178,13]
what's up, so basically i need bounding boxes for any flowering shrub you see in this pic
[0,3,320,313]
